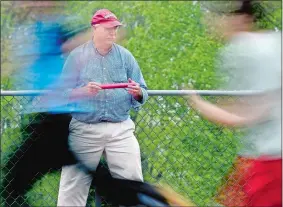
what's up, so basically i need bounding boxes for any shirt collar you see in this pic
[91,39,113,56]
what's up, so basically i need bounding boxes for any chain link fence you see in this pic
[1,90,254,206]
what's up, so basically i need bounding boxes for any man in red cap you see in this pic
[56,9,148,206]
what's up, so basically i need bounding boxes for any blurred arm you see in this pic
[61,28,92,53]
[187,94,271,127]
[57,52,83,101]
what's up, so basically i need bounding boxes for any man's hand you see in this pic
[70,82,101,101]
[82,82,102,96]
[127,78,142,101]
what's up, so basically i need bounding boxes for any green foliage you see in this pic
[123,1,222,90]
[25,172,61,206]
[260,1,282,30]
[136,96,240,205]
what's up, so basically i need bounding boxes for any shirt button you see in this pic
[103,68,106,70]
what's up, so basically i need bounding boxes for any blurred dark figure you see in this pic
[93,165,195,207]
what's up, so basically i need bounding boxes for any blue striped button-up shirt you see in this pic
[61,40,148,123]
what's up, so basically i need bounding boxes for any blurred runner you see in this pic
[3,1,92,206]
[186,1,281,206]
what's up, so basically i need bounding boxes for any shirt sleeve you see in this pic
[125,51,148,110]
[57,51,80,98]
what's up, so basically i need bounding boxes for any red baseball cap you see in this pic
[91,9,122,28]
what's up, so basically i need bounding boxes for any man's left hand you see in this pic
[127,78,142,101]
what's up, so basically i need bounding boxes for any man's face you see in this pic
[93,24,119,45]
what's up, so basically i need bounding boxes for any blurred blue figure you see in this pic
[3,2,92,206]
[12,2,64,90]
[10,1,90,113]
[15,21,65,90]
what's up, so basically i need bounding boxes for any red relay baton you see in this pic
[100,83,130,89]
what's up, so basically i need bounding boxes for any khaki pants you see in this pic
[57,118,143,206]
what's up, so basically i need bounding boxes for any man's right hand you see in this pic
[82,82,102,96]
[70,82,102,101]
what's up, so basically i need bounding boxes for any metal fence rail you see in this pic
[1,89,262,96]
[1,90,256,206]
